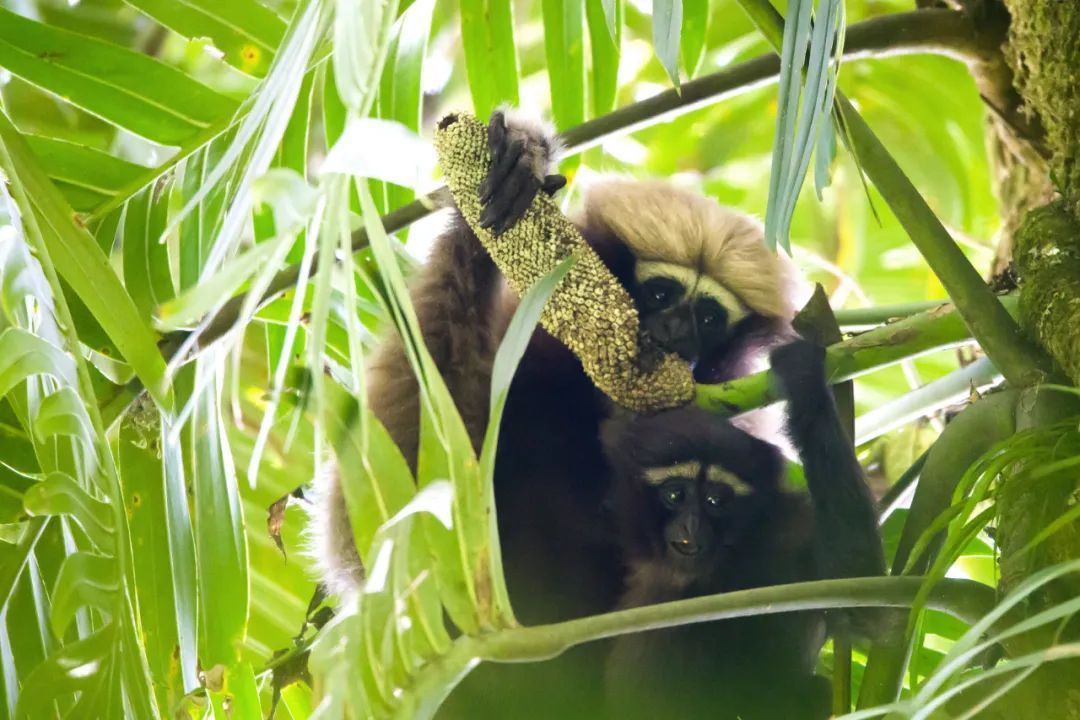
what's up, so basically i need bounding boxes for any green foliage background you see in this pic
[0,0,1074,718]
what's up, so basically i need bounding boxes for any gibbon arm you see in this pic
[771,340,885,581]
[366,213,504,464]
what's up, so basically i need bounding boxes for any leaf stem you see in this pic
[394,575,999,720]
[696,296,1015,417]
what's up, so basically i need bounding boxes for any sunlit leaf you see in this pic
[586,0,621,117]
[22,472,114,551]
[122,182,175,323]
[0,114,174,411]
[322,117,436,189]
[122,0,286,77]
[460,0,520,118]
[652,0,682,89]
[0,7,238,145]
[680,0,708,78]
[543,0,586,130]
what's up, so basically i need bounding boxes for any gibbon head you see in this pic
[602,406,785,575]
[579,180,802,381]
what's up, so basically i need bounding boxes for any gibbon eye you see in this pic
[652,287,668,303]
[660,485,685,508]
[695,300,727,332]
[704,492,724,508]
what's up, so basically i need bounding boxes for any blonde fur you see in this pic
[305,460,365,598]
[579,179,803,321]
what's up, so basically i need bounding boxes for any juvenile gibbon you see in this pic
[602,340,884,720]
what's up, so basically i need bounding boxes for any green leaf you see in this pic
[32,386,95,456]
[122,0,286,77]
[460,0,520,118]
[600,0,618,39]
[477,257,575,622]
[225,662,262,720]
[160,409,199,692]
[177,136,231,291]
[480,257,575,485]
[157,229,293,330]
[49,551,119,638]
[333,0,400,116]
[122,183,175,323]
[0,114,173,412]
[0,328,78,394]
[652,0,682,90]
[680,0,708,78]
[0,7,239,145]
[763,0,812,253]
[118,421,183,710]
[22,472,114,552]
[585,0,621,117]
[24,136,146,203]
[378,0,435,214]
[543,0,586,130]
[15,627,118,720]
[190,371,249,667]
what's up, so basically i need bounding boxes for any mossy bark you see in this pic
[1014,202,1080,385]
[1003,0,1080,215]
[981,5,1080,718]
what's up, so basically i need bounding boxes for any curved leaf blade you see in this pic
[543,0,586,130]
[586,0,621,117]
[459,0,520,118]
[0,7,239,145]
[122,0,286,77]
[652,0,682,89]
[0,113,174,411]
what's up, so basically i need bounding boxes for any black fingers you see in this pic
[477,111,559,236]
[479,139,524,205]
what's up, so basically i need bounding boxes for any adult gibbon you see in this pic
[602,340,884,720]
[309,109,800,622]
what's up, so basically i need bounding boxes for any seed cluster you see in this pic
[434,113,694,412]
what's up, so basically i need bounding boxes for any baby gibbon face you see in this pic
[602,406,786,575]
[631,261,749,365]
[643,462,771,571]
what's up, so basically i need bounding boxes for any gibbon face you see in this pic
[603,406,786,575]
[631,261,750,364]
[642,461,773,571]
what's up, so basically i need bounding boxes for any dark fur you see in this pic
[602,341,884,720]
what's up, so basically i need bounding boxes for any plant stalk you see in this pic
[696,297,1016,417]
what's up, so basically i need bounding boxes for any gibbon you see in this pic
[306,109,801,717]
[602,340,884,720]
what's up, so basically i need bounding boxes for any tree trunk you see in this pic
[981,3,1080,717]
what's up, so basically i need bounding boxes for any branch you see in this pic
[695,296,1017,417]
[394,575,1000,719]
[161,9,982,361]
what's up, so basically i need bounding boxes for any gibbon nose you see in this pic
[670,516,702,555]
[652,310,697,358]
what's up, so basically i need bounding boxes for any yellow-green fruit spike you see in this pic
[434,113,694,412]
